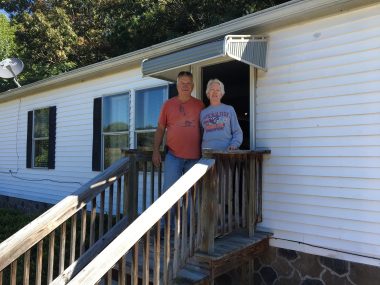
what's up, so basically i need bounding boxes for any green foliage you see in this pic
[0,13,18,91]
[0,208,38,284]
[0,14,15,59]
[0,0,289,92]
[0,208,38,242]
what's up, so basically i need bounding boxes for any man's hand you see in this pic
[152,150,161,167]
[152,124,165,167]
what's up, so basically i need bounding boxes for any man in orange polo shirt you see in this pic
[152,71,204,190]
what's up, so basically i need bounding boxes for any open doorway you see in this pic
[201,61,250,149]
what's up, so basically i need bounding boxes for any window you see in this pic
[102,93,130,169]
[135,86,167,150]
[26,106,56,169]
[92,85,169,171]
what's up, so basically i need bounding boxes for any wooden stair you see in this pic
[173,231,271,284]
[110,231,270,284]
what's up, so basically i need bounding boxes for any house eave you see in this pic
[0,0,377,103]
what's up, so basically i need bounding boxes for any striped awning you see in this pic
[142,35,267,81]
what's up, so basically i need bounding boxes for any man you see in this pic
[152,71,204,190]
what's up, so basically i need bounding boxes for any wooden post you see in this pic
[10,260,16,285]
[90,198,96,246]
[257,157,263,223]
[47,231,55,283]
[116,177,122,222]
[70,215,77,265]
[118,255,126,285]
[23,250,31,285]
[108,184,114,230]
[132,243,139,285]
[199,163,217,254]
[153,222,160,285]
[35,240,43,285]
[59,222,66,273]
[248,155,256,238]
[80,208,87,255]
[128,153,138,225]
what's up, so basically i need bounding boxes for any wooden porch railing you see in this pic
[0,157,134,285]
[199,149,268,253]
[0,149,268,285]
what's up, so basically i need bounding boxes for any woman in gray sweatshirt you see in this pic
[200,79,243,150]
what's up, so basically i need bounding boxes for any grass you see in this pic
[0,208,41,284]
[0,208,39,242]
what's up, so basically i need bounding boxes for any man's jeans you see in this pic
[163,151,199,191]
[162,151,198,231]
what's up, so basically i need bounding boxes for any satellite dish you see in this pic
[0,58,24,87]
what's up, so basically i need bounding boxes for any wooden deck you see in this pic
[0,150,270,285]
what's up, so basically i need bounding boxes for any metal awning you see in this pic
[142,35,267,81]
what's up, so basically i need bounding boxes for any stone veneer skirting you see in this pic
[215,246,380,285]
[252,246,380,285]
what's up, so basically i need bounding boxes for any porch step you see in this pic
[173,231,271,284]
[111,231,270,284]
[173,264,209,285]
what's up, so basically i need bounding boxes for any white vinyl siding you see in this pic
[256,3,380,263]
[0,68,166,204]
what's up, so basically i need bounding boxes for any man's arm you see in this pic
[152,124,165,167]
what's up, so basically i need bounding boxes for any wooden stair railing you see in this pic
[0,156,140,285]
[66,158,216,285]
[64,149,268,285]
[200,149,270,247]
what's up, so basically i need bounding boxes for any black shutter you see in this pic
[48,106,56,169]
[92,97,102,171]
[168,83,177,98]
[26,111,33,168]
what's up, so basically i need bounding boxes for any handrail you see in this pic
[0,157,130,272]
[67,158,215,285]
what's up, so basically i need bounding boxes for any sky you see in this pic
[0,9,9,18]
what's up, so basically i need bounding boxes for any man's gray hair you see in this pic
[206,79,225,96]
[176,71,193,84]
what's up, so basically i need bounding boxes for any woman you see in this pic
[200,79,243,150]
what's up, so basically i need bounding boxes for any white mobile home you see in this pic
[0,0,379,283]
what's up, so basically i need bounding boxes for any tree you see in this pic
[0,0,289,90]
[0,13,18,91]
[0,14,15,59]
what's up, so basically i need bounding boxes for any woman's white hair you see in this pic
[206,79,225,97]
